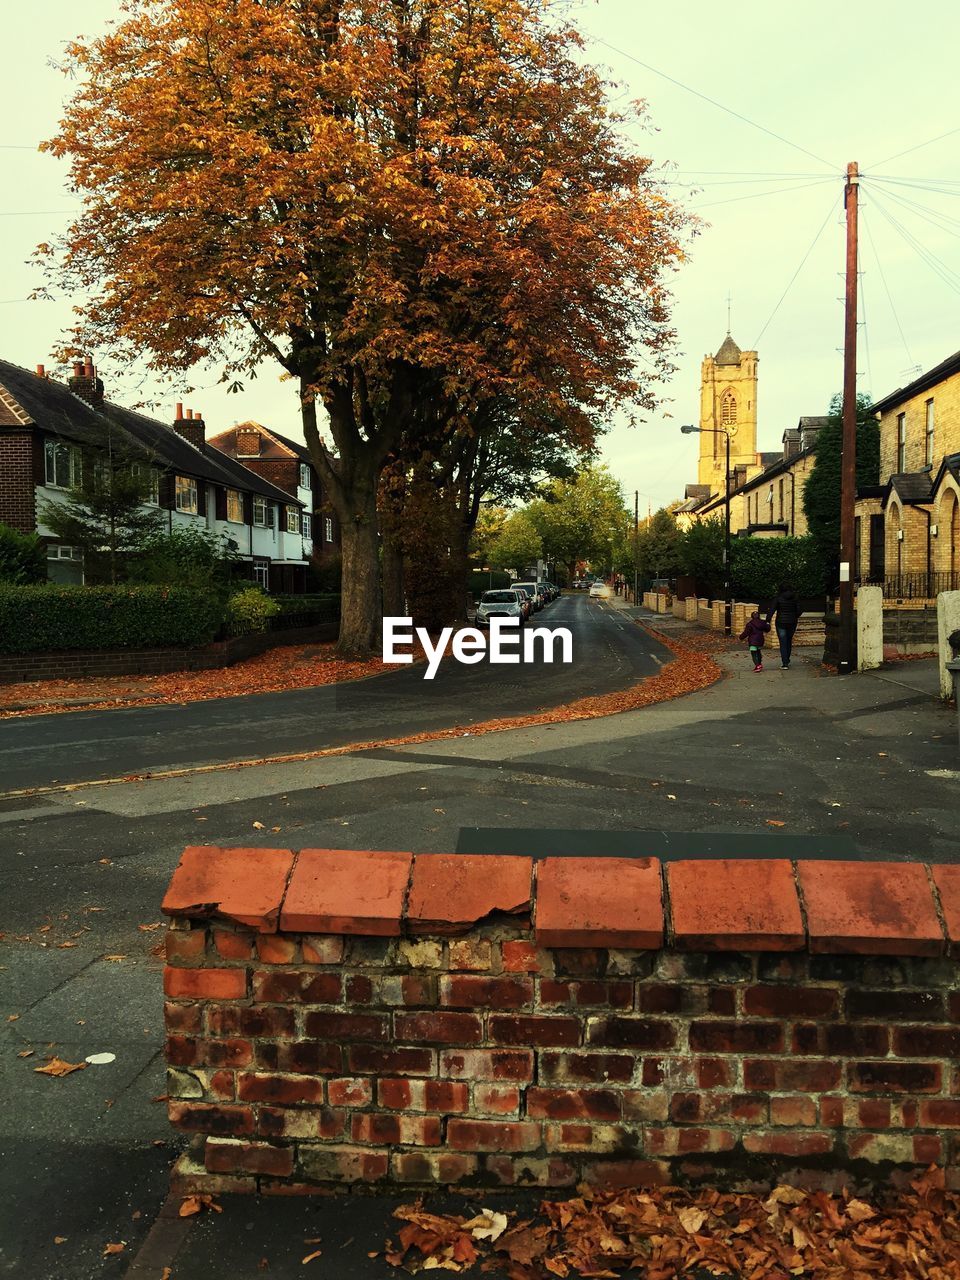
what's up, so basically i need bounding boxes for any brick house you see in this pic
[682,417,826,539]
[0,358,309,591]
[856,350,960,596]
[208,422,340,569]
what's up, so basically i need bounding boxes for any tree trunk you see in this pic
[381,527,405,618]
[336,484,382,657]
[448,522,471,623]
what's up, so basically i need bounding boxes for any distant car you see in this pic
[535,581,553,604]
[589,581,610,599]
[514,581,544,611]
[476,589,525,627]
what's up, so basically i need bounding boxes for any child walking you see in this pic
[739,610,770,672]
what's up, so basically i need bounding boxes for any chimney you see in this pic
[68,356,104,407]
[173,404,206,452]
[236,425,261,457]
[35,364,46,379]
[729,464,747,493]
[782,428,801,460]
[799,419,823,452]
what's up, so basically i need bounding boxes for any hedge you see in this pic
[272,593,341,622]
[729,535,825,602]
[0,584,224,655]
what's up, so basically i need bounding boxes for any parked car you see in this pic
[535,581,554,604]
[476,589,526,627]
[589,581,610,599]
[510,586,534,619]
[514,581,544,611]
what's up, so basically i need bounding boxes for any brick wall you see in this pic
[162,849,960,1195]
[0,430,38,534]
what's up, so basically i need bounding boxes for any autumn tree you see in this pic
[44,0,685,655]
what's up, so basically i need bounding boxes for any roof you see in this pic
[714,333,742,365]
[0,357,301,506]
[887,471,934,506]
[871,349,960,415]
[759,451,782,467]
[684,483,712,500]
[797,416,829,431]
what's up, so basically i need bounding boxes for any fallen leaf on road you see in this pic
[17,1049,34,1059]
[302,1250,323,1264]
[845,1198,876,1222]
[434,808,446,815]
[179,1194,221,1217]
[103,1242,125,1256]
[271,826,282,832]
[103,955,126,963]
[137,923,162,932]
[464,1211,508,1241]
[57,941,78,949]
[161,1269,172,1280]
[678,1206,707,1234]
[766,819,786,827]
[6,1014,19,1022]
[252,821,265,830]
[54,1237,67,1244]
[35,1057,86,1077]
[98,858,112,865]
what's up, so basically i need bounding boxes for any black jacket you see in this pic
[766,589,801,627]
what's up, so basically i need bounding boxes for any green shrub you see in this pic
[0,524,46,585]
[272,593,341,621]
[308,551,341,592]
[730,535,825,602]
[225,587,280,634]
[0,584,224,654]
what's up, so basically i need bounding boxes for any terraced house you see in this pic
[856,350,960,597]
[0,358,310,590]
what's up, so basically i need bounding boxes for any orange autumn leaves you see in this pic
[387,1168,960,1279]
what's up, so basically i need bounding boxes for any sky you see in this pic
[2,1,959,512]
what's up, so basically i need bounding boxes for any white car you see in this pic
[589,581,610,599]
[476,589,525,626]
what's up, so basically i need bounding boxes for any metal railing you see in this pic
[882,571,960,600]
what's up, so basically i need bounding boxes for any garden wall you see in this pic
[0,622,338,685]
[162,847,960,1195]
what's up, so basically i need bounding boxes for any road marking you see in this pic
[926,769,960,781]
[649,654,664,666]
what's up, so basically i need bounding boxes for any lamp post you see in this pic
[681,423,732,635]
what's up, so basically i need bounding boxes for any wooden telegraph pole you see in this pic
[838,161,859,675]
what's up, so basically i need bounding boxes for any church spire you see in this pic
[715,332,742,365]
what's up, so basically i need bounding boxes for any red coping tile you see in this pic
[279,849,413,936]
[668,859,803,952]
[161,846,295,934]
[799,860,943,956]
[406,854,532,934]
[932,865,960,956]
[535,857,662,949]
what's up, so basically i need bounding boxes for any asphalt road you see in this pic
[0,593,670,793]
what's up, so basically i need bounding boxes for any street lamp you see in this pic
[681,423,732,635]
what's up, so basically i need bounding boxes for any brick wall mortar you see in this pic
[164,919,960,1193]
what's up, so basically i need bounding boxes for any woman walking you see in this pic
[766,582,802,670]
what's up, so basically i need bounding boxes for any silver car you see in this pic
[476,589,525,627]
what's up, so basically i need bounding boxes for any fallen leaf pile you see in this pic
[385,1168,960,1278]
[179,1194,222,1218]
[0,644,410,720]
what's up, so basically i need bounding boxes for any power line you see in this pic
[694,177,836,210]
[869,189,960,295]
[857,242,873,396]
[588,36,839,172]
[751,191,839,348]
[870,125,960,170]
[865,183,960,240]
[861,204,916,372]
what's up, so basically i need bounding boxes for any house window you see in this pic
[324,516,333,542]
[253,496,268,527]
[897,413,906,472]
[48,544,83,562]
[302,513,312,539]
[298,463,311,489]
[132,463,160,505]
[175,475,198,513]
[44,440,82,490]
[226,488,243,523]
[285,505,300,534]
[925,399,935,466]
[253,559,270,590]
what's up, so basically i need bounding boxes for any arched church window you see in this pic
[721,391,737,426]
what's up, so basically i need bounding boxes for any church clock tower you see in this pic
[697,332,759,493]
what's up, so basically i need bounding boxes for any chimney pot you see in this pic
[36,364,45,378]
[175,401,184,420]
[187,409,194,420]
[72,361,84,377]
[83,359,95,377]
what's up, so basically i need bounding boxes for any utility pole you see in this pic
[633,490,639,604]
[838,160,859,675]
[723,429,732,636]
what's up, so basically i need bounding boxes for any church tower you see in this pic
[697,332,759,493]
